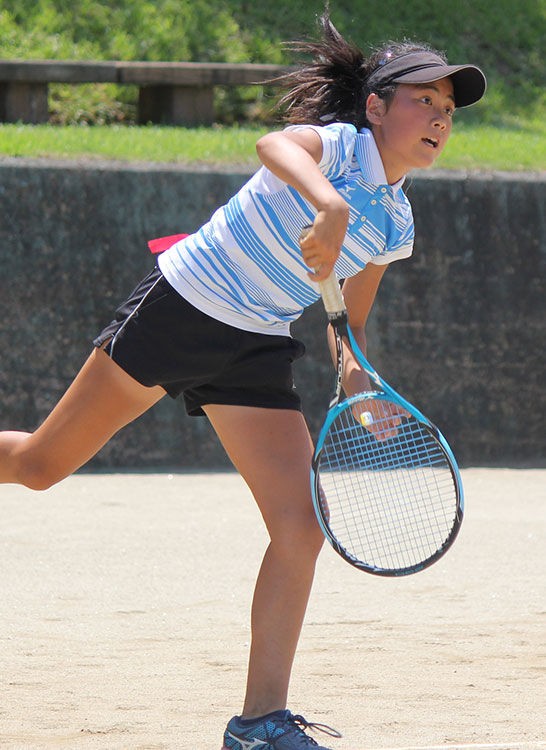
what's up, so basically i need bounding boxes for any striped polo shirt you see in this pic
[158,124,414,336]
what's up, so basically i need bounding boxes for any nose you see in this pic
[432,114,449,130]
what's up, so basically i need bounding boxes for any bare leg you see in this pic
[0,348,165,489]
[204,404,324,719]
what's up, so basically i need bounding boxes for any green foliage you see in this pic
[0,0,544,124]
[0,0,249,61]
[49,84,137,126]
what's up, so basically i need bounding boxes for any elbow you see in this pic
[255,132,279,162]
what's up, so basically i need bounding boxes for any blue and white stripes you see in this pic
[158,124,414,335]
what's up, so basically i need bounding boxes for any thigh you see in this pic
[204,404,318,541]
[16,348,165,486]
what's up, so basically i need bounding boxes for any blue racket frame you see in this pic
[310,274,464,576]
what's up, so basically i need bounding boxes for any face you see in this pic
[366,77,455,183]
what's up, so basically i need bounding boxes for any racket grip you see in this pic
[299,225,346,316]
[318,273,346,315]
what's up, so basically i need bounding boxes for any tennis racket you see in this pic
[302,227,464,576]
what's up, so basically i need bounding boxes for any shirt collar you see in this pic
[355,128,406,194]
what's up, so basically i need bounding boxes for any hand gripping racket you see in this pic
[304,229,464,576]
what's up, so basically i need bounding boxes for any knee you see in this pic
[302,521,326,559]
[13,452,63,492]
[298,510,325,551]
[274,508,325,563]
[22,472,59,492]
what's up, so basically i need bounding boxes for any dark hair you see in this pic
[275,11,447,129]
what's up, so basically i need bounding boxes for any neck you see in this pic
[370,128,407,184]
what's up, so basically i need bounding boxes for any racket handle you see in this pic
[299,225,346,316]
[318,272,346,316]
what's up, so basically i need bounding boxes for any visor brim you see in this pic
[392,64,486,107]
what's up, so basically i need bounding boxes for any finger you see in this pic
[299,225,314,244]
[307,262,333,281]
[301,251,321,267]
[362,414,401,438]
[372,425,397,441]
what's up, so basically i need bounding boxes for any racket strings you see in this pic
[316,398,459,573]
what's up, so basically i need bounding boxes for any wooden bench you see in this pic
[0,60,294,126]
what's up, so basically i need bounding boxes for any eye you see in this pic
[420,94,454,117]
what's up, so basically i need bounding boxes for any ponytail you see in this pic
[274,10,447,129]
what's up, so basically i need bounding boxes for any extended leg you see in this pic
[0,348,165,489]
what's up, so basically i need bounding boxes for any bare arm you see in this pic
[326,263,389,396]
[256,129,349,281]
[331,263,409,438]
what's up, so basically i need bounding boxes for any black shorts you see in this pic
[93,266,306,417]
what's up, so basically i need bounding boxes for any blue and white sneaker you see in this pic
[221,709,341,749]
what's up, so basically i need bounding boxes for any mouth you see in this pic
[422,137,440,149]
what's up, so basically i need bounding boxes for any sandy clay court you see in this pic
[1,468,545,750]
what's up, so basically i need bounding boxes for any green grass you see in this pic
[1,118,545,172]
[0,124,268,167]
[435,117,546,172]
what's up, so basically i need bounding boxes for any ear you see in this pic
[366,93,387,125]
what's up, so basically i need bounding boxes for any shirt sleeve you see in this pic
[368,235,414,265]
[369,212,415,266]
[367,196,415,265]
[284,123,357,180]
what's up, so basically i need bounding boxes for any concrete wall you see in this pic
[1,158,545,469]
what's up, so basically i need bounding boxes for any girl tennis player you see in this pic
[0,11,485,750]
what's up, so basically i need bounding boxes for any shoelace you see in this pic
[289,714,342,745]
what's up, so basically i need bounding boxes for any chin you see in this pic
[416,154,440,170]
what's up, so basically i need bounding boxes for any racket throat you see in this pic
[329,326,345,408]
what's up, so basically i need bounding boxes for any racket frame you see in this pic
[311,270,464,576]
